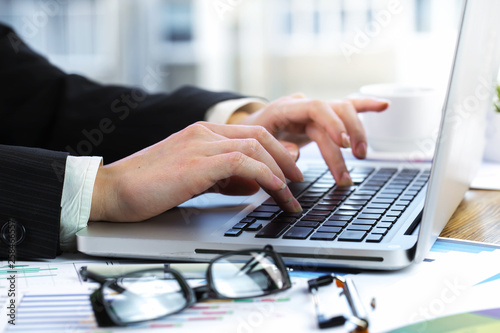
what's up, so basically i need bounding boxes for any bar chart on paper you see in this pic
[3,292,292,332]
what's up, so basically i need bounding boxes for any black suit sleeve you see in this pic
[0,23,246,163]
[0,145,68,259]
[0,23,248,259]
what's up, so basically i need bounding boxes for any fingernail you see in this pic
[283,196,302,213]
[292,198,303,212]
[338,171,353,187]
[273,175,287,190]
[356,142,367,159]
[341,132,351,148]
[282,141,300,161]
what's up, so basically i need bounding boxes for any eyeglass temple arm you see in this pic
[80,267,108,284]
[79,267,127,293]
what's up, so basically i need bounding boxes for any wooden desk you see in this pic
[441,189,500,245]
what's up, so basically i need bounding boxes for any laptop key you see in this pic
[328,215,353,221]
[224,229,243,237]
[318,199,342,206]
[317,226,342,233]
[347,224,371,231]
[391,205,406,211]
[362,208,385,214]
[240,217,256,224]
[386,211,402,217]
[298,202,315,209]
[366,203,390,210]
[310,232,337,241]
[301,215,326,222]
[283,227,314,239]
[313,204,337,211]
[288,182,313,196]
[338,204,363,211]
[349,195,372,201]
[344,199,369,206]
[246,222,263,231]
[254,205,281,213]
[272,217,297,224]
[338,230,367,242]
[355,190,376,196]
[377,193,399,199]
[255,222,291,238]
[232,222,248,229]
[366,234,383,242]
[308,210,331,216]
[371,227,389,235]
[376,222,392,229]
[295,221,321,228]
[323,220,348,227]
[299,198,318,205]
[351,218,377,225]
[247,211,276,219]
[335,210,358,216]
[372,198,394,204]
[357,213,382,220]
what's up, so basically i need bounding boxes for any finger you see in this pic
[209,152,302,212]
[279,140,300,162]
[346,97,390,112]
[200,122,303,182]
[208,138,287,184]
[290,92,307,99]
[328,100,368,159]
[305,123,353,187]
[207,176,261,196]
[273,99,351,150]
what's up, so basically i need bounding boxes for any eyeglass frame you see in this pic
[79,245,292,327]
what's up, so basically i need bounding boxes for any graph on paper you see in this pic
[4,293,292,332]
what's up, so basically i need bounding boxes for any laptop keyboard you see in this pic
[224,165,430,243]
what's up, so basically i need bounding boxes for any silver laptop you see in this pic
[77,0,500,270]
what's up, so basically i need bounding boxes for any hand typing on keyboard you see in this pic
[90,122,304,222]
[232,94,389,186]
[90,96,388,224]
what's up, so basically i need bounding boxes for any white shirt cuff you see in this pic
[205,98,266,124]
[60,156,102,252]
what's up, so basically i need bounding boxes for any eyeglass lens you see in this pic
[210,250,287,298]
[102,270,190,324]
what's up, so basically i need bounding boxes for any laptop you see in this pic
[77,0,500,270]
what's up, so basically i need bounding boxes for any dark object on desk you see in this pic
[308,274,370,331]
[79,245,291,327]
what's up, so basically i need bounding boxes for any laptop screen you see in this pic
[415,0,500,261]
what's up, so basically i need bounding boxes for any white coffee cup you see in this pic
[359,83,443,154]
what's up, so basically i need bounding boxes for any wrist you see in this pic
[226,101,265,125]
[90,165,113,221]
[227,110,250,124]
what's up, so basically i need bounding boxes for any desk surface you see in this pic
[441,189,500,244]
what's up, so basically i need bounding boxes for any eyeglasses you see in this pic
[79,245,291,327]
